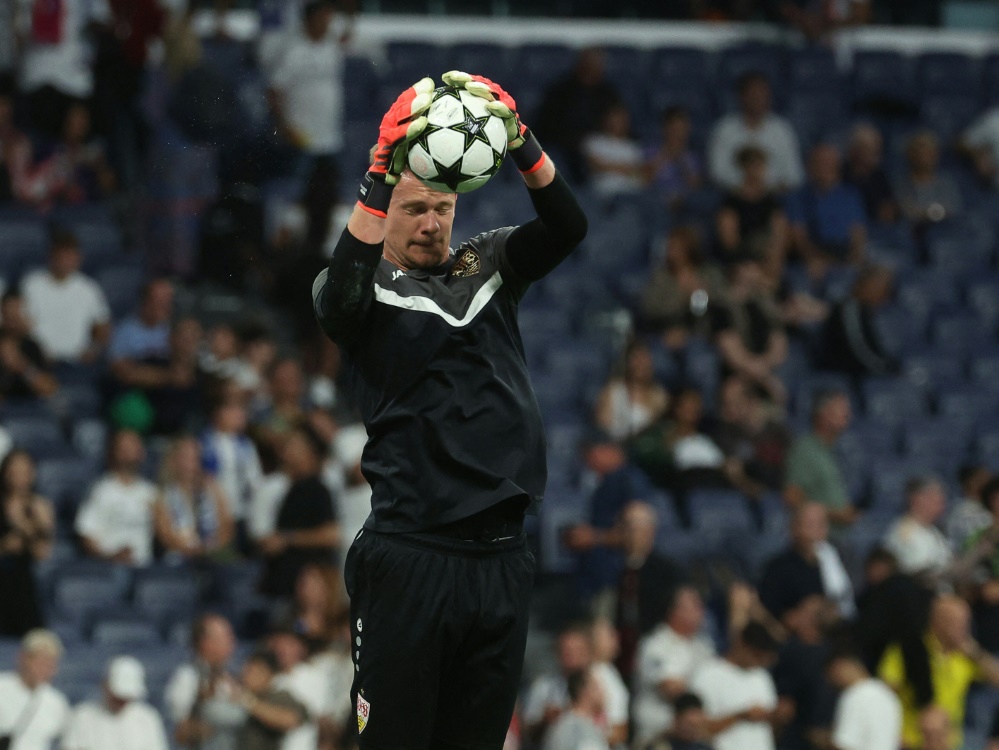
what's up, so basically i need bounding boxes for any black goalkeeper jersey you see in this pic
[314,174,587,534]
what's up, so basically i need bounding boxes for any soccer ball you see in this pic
[407,85,508,194]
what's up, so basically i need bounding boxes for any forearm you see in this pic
[286,523,339,549]
[111,360,171,388]
[313,223,382,345]
[247,699,302,732]
[705,711,750,736]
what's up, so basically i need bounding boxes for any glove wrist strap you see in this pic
[510,131,545,175]
[357,172,394,218]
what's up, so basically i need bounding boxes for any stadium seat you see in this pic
[851,50,917,108]
[384,42,445,85]
[58,383,103,420]
[72,222,125,272]
[918,52,981,96]
[930,313,996,357]
[0,220,47,279]
[90,614,163,648]
[72,418,108,462]
[901,354,966,392]
[901,420,974,471]
[792,373,854,418]
[441,43,514,85]
[343,55,381,122]
[920,94,983,141]
[511,44,575,91]
[984,54,999,104]
[5,417,74,459]
[896,272,962,316]
[649,47,712,92]
[862,378,928,423]
[970,354,999,386]
[0,398,53,421]
[873,307,928,358]
[937,390,999,425]
[788,47,841,92]
[133,567,202,625]
[967,280,999,327]
[34,457,99,519]
[717,44,786,93]
[977,431,999,469]
[839,418,901,461]
[96,265,146,319]
[52,571,128,624]
[686,489,754,547]
[786,92,847,150]
[868,459,926,514]
[926,234,993,276]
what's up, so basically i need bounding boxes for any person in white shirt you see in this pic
[62,656,169,750]
[267,628,326,750]
[200,397,264,523]
[522,623,593,745]
[883,476,952,578]
[689,621,780,750]
[0,629,69,750]
[707,73,804,192]
[962,106,999,189]
[582,103,645,199]
[542,668,609,750]
[632,586,716,746]
[946,464,992,550]
[20,230,111,363]
[74,430,157,567]
[589,619,628,748]
[326,423,370,549]
[825,644,901,750]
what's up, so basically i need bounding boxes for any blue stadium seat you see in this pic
[649,47,712,91]
[543,342,610,389]
[937,390,999,425]
[91,613,163,648]
[53,571,128,624]
[58,383,103,420]
[96,265,146,319]
[868,459,926,514]
[852,51,917,107]
[970,354,999,386]
[839,418,901,461]
[539,504,586,574]
[918,52,981,96]
[5,417,74,459]
[920,94,985,142]
[645,87,716,143]
[133,568,201,625]
[541,270,616,314]
[717,44,786,93]
[978,431,999,469]
[966,280,999,327]
[384,42,444,85]
[343,55,381,122]
[72,222,124,272]
[896,271,963,315]
[686,489,754,549]
[35,457,99,517]
[441,43,514,85]
[0,220,46,279]
[901,354,966,392]
[792,373,854,418]
[862,378,928,423]
[0,398,53,421]
[786,92,847,149]
[901,419,974,471]
[930,313,996,356]
[511,44,575,91]
[72,417,108,462]
[788,47,841,92]
[873,307,928,358]
[984,54,999,104]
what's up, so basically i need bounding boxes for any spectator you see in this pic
[62,656,169,750]
[879,595,999,750]
[783,389,856,526]
[713,258,788,404]
[154,435,236,563]
[310,606,354,749]
[21,229,111,364]
[818,263,895,377]
[0,450,54,637]
[825,642,902,750]
[75,429,157,566]
[326,423,369,549]
[589,618,629,748]
[947,465,992,550]
[542,668,609,750]
[268,0,344,254]
[200,396,264,526]
[108,277,173,363]
[0,291,58,400]
[786,143,867,278]
[707,72,804,192]
[24,101,116,206]
[918,705,953,750]
[715,146,789,278]
[644,692,714,750]
[644,106,702,210]
[961,104,999,189]
[0,74,33,202]
[267,627,326,750]
[534,47,623,182]
[759,503,854,626]
[883,477,952,579]
[632,586,716,746]
[234,649,307,750]
[962,478,999,653]
[640,226,729,348]
[523,623,593,744]
[252,358,312,452]
[199,324,257,390]
[247,441,292,546]
[165,613,241,748]
[775,0,871,41]
[595,342,669,442]
[844,123,898,224]
[0,629,69,750]
[689,621,781,750]
[277,563,345,654]
[582,102,645,199]
[259,425,339,599]
[895,131,963,226]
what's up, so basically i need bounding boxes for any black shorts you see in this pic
[345,527,535,750]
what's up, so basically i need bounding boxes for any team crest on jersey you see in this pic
[452,248,480,277]
[357,693,370,734]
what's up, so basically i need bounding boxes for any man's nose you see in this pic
[418,213,440,234]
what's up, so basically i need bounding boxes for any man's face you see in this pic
[200,617,236,667]
[740,79,771,119]
[383,172,456,271]
[19,650,59,687]
[112,431,146,472]
[50,245,81,279]
[810,145,841,190]
[142,281,174,325]
[674,706,707,740]
[913,483,947,524]
[818,395,851,434]
[558,632,591,674]
[793,504,829,547]
[669,588,705,635]
[242,660,273,694]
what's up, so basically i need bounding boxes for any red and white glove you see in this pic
[442,70,546,174]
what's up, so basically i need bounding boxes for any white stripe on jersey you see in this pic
[373,271,504,328]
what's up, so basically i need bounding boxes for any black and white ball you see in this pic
[407,85,508,193]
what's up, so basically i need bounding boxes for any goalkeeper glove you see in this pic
[359,77,434,217]
[442,70,546,175]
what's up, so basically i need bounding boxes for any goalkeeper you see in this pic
[313,71,587,748]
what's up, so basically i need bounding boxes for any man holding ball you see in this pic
[313,71,587,748]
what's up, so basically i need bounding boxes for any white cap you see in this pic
[106,657,146,701]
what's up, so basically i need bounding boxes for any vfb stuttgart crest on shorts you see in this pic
[357,693,371,734]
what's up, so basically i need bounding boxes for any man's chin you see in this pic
[408,246,448,269]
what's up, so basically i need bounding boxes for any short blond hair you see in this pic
[21,629,63,658]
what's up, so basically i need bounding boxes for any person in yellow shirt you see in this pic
[879,595,999,749]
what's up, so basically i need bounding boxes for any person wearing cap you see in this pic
[62,656,168,750]
[0,629,69,750]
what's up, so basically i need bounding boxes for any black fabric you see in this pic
[719,191,782,263]
[758,548,824,621]
[0,507,45,637]
[0,337,47,399]
[261,476,337,597]
[509,131,544,173]
[314,230,383,348]
[345,529,534,749]
[845,165,896,223]
[819,299,895,377]
[990,705,999,739]
[772,638,837,750]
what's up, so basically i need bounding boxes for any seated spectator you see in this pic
[776,0,871,41]
[689,621,781,750]
[62,656,169,750]
[154,435,236,563]
[640,226,729,348]
[166,613,242,748]
[895,131,963,226]
[818,263,896,377]
[825,642,902,750]
[0,629,69,748]
[947,465,992,550]
[786,143,867,278]
[844,123,898,224]
[632,586,716,746]
[962,478,999,653]
[759,504,854,626]
[0,291,58,400]
[713,259,788,404]
[784,389,857,526]
[276,563,345,654]
[582,102,645,199]
[259,425,339,599]
[108,278,173,365]
[21,229,111,364]
[533,47,623,182]
[310,607,354,749]
[879,595,999,750]
[542,668,609,750]
[235,649,307,750]
[523,623,593,744]
[644,692,714,750]
[595,342,669,442]
[715,146,788,278]
[75,429,158,566]
[251,358,313,453]
[961,104,999,189]
[268,626,327,750]
[589,618,629,748]
[0,450,54,637]
[0,75,33,203]
[883,477,952,580]
[199,323,259,392]
[200,396,264,525]
[707,72,804,192]
[644,106,702,210]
